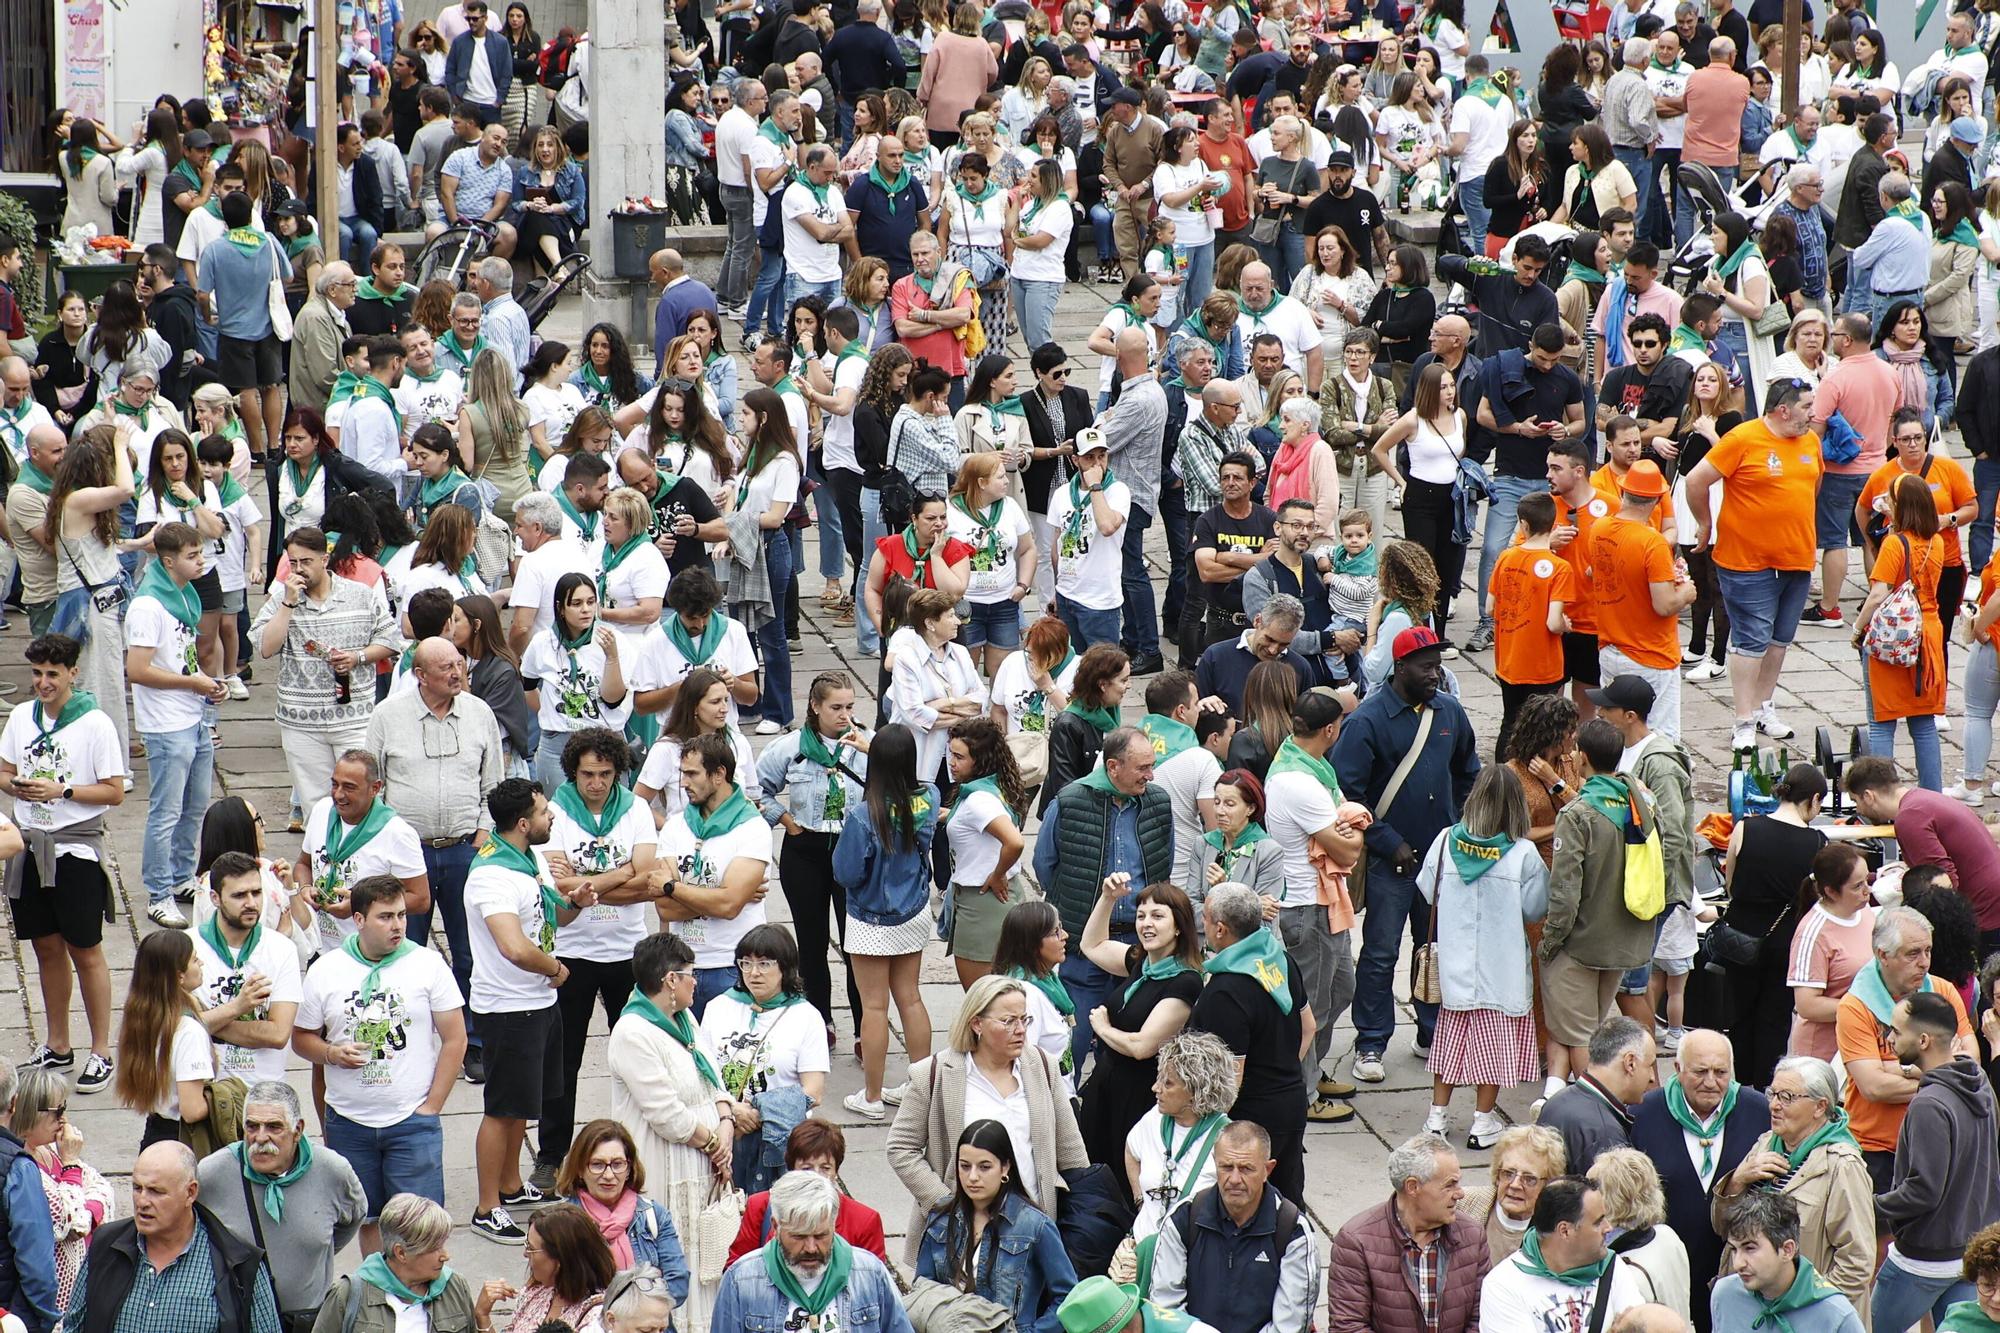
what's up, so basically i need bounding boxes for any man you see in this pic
[1834,112,1895,258]
[1673,2,1713,64]
[1642,28,1692,246]
[1712,1193,1866,1333]
[64,1142,280,1333]
[436,122,517,258]
[1400,315,1482,417]
[1683,379,1822,751]
[1101,90,1164,280]
[295,748,430,962]
[1470,323,1586,652]
[346,243,416,339]
[781,145,851,312]
[1592,674,1695,950]
[126,523,229,927]
[1096,327,1170,672]
[1536,1006,1657,1175]
[1807,315,1897,580]
[1844,756,2000,949]
[1873,989,2000,1330]
[162,129,217,252]
[1683,39,1746,238]
[711,1171,912,1333]
[0,358,52,469]
[1151,1121,1319,1333]
[294,874,465,1247]
[442,0,511,126]
[463,778,595,1241]
[745,90,806,342]
[1235,334,1288,423]
[714,80,766,318]
[384,50,426,152]
[1963,318,2000,577]
[137,245,202,413]
[339,337,405,477]
[1829,902,1971,1187]
[435,293,491,382]
[1194,594,1314,716]
[469,256,528,381]
[287,264,355,417]
[7,427,63,634]
[1606,40,1663,242]
[1710,0,1750,67]
[1593,243,1684,371]
[1761,103,1829,178]
[1300,150,1388,273]
[1444,235,1564,362]
[333,123,385,271]
[1631,1030,1771,1321]
[1843,172,1928,328]
[646,733,771,1020]
[1059,1279,1222,1333]
[1328,1134,1487,1333]
[1446,55,1516,253]
[1924,113,1983,213]
[407,89,463,229]
[618,450,726,578]
[1767,164,1833,313]
[393,325,465,441]
[843,137,927,285]
[549,451,611,563]
[890,233,975,390]
[1233,263,1322,390]
[1588,461,1695,737]
[190,852,304,1090]
[1189,445,1273,654]
[1242,497,1348,684]
[1333,627,1480,1083]
[195,1082,366,1325]
[1596,313,1694,457]
[1482,1175,1649,1329]
[1140,671,1224,885]
[1197,101,1254,252]
[631,569,761,725]
[1901,11,1991,108]
[645,250,718,371]
[823,0,905,131]
[770,0,824,65]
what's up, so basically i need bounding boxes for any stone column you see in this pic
[582,0,668,344]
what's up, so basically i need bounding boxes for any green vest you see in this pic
[1048,779,1176,942]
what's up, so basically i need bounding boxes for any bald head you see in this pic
[0,356,26,384]
[651,249,685,278]
[1676,1028,1735,1117]
[131,1141,200,1239]
[618,448,657,492]
[1436,315,1471,342]
[24,424,64,473]
[413,636,460,673]
[1201,380,1243,409]
[1115,325,1152,374]
[412,636,466,701]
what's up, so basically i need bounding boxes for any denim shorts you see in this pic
[325,1107,445,1216]
[1716,566,1813,657]
[1815,471,1868,549]
[961,597,1023,649]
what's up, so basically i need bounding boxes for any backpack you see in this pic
[538,35,578,90]
[1863,533,1926,670]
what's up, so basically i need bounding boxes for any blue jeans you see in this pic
[805,450,844,581]
[746,244,787,338]
[1870,715,1943,791]
[407,838,478,1050]
[1457,173,1490,258]
[325,1108,445,1216]
[857,486,885,656]
[1715,566,1813,657]
[1011,278,1061,353]
[1354,855,1439,1053]
[1677,165,1735,251]
[338,217,380,272]
[1089,204,1115,266]
[756,529,795,724]
[1257,226,1309,293]
[533,730,570,798]
[1478,474,1550,623]
[1614,145,1656,247]
[1180,242,1216,316]
[1160,490,1192,653]
[1872,1254,1974,1333]
[784,274,841,316]
[1060,929,1134,1071]
[141,725,213,903]
[693,964,736,1019]
[1712,317,1758,413]
[1119,504,1159,659]
[1059,599,1121,650]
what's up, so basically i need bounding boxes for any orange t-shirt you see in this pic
[1836,976,1971,1152]
[1548,490,1609,636]
[1867,532,1946,721]
[1591,464,1678,537]
[1705,418,1824,574]
[1490,545,1576,686]
[1589,516,1682,669]
[1981,552,2000,652]
[1857,455,1977,569]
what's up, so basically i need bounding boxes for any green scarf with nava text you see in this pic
[1204,924,1293,1013]
[1141,713,1197,763]
[620,989,723,1089]
[1447,825,1515,882]
[342,934,419,1003]
[764,1234,855,1317]
[355,1252,456,1306]
[1516,1227,1610,1286]
[552,779,634,841]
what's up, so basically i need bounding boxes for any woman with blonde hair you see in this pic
[916,6,1000,146]
[1001,57,1055,145]
[46,422,137,756]
[842,257,894,352]
[948,451,1037,679]
[1770,307,1831,387]
[455,348,535,518]
[1457,1124,1564,1262]
[514,124,587,273]
[1588,1149,1692,1317]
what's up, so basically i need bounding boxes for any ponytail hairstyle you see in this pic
[804,670,856,739]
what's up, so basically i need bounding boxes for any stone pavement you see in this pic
[1,277,1952,1296]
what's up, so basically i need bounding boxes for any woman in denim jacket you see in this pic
[915,1119,1078,1333]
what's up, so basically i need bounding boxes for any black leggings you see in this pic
[827,467,865,589]
[1941,562,1969,675]
[778,830,863,1030]
[1686,544,1730,664]
[539,955,635,1166]
[1401,478,1469,638]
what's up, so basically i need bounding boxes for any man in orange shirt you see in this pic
[1683,377,1824,753]
[1592,416,1679,541]
[1490,490,1575,761]
[1590,460,1697,740]
[1546,438,1606,723]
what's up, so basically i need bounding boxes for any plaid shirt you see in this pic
[887,404,963,499]
[68,1218,283,1333]
[1178,412,1248,514]
[1389,1200,1443,1333]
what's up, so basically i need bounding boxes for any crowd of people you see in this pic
[25,0,2000,1332]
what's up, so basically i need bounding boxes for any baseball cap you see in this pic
[1953,115,1983,144]
[1075,426,1109,455]
[1291,685,1346,732]
[1619,459,1668,499]
[183,129,215,151]
[1109,88,1143,107]
[1327,147,1356,168]
[1586,673,1656,716]
[1392,626,1443,661]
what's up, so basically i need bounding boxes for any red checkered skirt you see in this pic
[1427,1007,1542,1087]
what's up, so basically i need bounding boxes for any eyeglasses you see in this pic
[586,1158,631,1174]
[1629,338,1661,349]
[1494,1168,1543,1188]
[1767,1089,1819,1107]
[738,958,779,972]
[979,1014,1032,1031]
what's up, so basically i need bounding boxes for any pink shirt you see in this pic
[1681,65,1750,167]
[1593,281,1685,366]
[1812,352,1900,476]
[1787,902,1877,1062]
[890,271,975,377]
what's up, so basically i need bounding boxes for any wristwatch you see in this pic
[60,786,73,802]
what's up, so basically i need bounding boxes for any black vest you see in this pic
[75,1207,266,1333]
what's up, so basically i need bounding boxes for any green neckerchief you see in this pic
[949,773,1018,825]
[419,468,473,519]
[951,493,1005,561]
[1750,1258,1844,1333]
[438,330,488,371]
[170,158,202,192]
[215,473,246,507]
[598,532,649,601]
[1142,712,1197,763]
[757,118,796,152]
[16,459,52,495]
[1021,190,1069,228]
[1448,824,1516,883]
[1062,465,1117,548]
[110,398,152,429]
[685,784,759,839]
[1063,698,1120,735]
[835,340,870,369]
[474,834,566,953]
[797,724,849,771]
[405,361,448,385]
[356,1252,455,1306]
[1237,288,1282,323]
[233,1136,314,1223]
[1950,218,1982,248]
[1888,197,1928,232]
[556,487,600,541]
[286,453,321,501]
[30,691,98,748]
[341,934,418,1003]
[1563,259,1608,287]
[1714,237,1761,281]
[1159,1110,1227,1183]
[1517,1228,1611,1287]
[722,985,806,1016]
[199,914,263,973]
[764,1234,854,1317]
[1008,965,1076,1017]
[552,779,635,840]
[1332,543,1378,577]
[284,232,316,259]
[324,798,401,870]
[351,373,403,432]
[1150,243,1176,278]
[1648,57,1683,73]
[1768,1107,1859,1172]
[984,393,1026,438]
[225,227,267,254]
[621,989,723,1089]
[797,174,833,207]
[1663,1073,1740,1177]
[1203,821,1270,878]
[1848,958,1935,1026]
[1577,773,1632,827]
[1667,322,1709,356]
[665,611,726,666]
[76,146,102,166]
[135,561,201,632]
[1464,75,1508,106]
[1266,736,1341,799]
[330,369,365,404]
[580,363,614,400]
[355,276,417,304]
[957,178,1001,220]
[1204,924,1294,1014]
[1390,283,1419,297]
[1113,302,1147,329]
[867,161,915,205]
[1942,1304,2000,1333]
[557,617,597,683]
[1123,955,1194,1004]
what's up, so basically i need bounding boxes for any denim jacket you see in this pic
[710,1244,915,1333]
[914,1193,1077,1333]
[755,730,870,833]
[705,354,740,426]
[563,1194,691,1308]
[832,783,939,924]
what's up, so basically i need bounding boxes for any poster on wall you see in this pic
[65,0,108,124]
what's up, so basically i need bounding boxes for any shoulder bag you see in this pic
[1412,851,1444,1006]
[267,239,295,343]
[695,1176,746,1285]
[1349,703,1436,916]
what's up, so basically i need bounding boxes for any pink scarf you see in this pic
[1268,432,1323,513]
[1883,343,1930,417]
[579,1188,640,1268]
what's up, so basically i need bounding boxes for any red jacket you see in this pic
[726,1191,887,1267]
[1326,1196,1490,1333]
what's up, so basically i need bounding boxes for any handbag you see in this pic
[1250,212,1282,245]
[1411,854,1444,1005]
[1752,297,1794,339]
[695,1178,745,1284]
[879,413,919,528]
[267,241,294,343]
[1006,728,1049,787]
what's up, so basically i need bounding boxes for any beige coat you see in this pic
[885,1047,1089,1265]
[1710,1137,1876,1327]
[1456,1186,1530,1266]
[1925,238,1978,340]
[289,296,351,415]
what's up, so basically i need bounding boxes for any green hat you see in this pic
[1059,1277,1142,1333]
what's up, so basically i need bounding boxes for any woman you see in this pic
[1862,407,1976,650]
[1719,763,1830,1089]
[59,120,119,238]
[46,423,135,758]
[390,504,487,622]
[832,723,939,1118]
[1152,128,1226,314]
[1121,1030,1236,1266]
[700,925,831,1191]
[1553,229,1610,386]
[1587,1150,1691,1317]
[1456,1125,1564,1263]
[520,573,629,793]
[15,1068,112,1312]
[915,1120,1077,1333]
[1361,539,1443,688]
[1551,124,1636,232]
[1832,28,1898,100]
[1710,1055,1875,1313]
[1366,35,1412,103]
[115,107,180,246]
[634,668,757,819]
[570,324,653,416]
[865,488,973,669]
[1374,74,1446,213]
[523,344,589,462]
[405,422,482,535]
[640,381,734,518]
[1930,181,1981,404]
[948,454,1037,680]
[598,487,671,652]
[1852,471,1947,789]
[689,312,740,427]
[994,900,1075,1078]
[1757,212,1806,328]
[735,387,804,734]
[457,349,537,519]
[1419,766,1550,1148]
[1362,245,1437,387]
[1072,878,1204,1167]
[1010,162,1072,353]
[556,1119,692,1299]
[1411,0,1469,83]
[990,615,1077,745]
[1536,44,1597,199]
[1675,361,1747,682]
[133,429,223,556]
[886,976,1089,1266]
[474,1203,615,1333]
[940,716,1028,986]
[513,126,587,273]
[1293,229,1380,369]
[1769,307,1831,389]
[1874,298,1954,430]
[885,586,985,786]
[1927,77,1985,169]
[841,259,895,353]
[34,292,99,432]
[1268,397,1341,541]
[1784,842,1875,1061]
[1255,116,1320,290]
[114,929,212,1148]
[955,357,1030,497]
[1702,212,1776,414]
[499,3,546,149]
[1187,768,1285,908]
[1225,661,1300,783]
[317,1194,478,1333]
[840,94,892,182]
[1483,119,1547,258]
[453,592,539,774]
[1088,277,1164,408]
[1501,691,1581,868]
[665,80,712,190]
[916,5,999,145]
[78,283,170,392]
[1372,363,1469,641]
[1000,60,1055,145]
[938,149,1013,358]
[1038,644,1129,816]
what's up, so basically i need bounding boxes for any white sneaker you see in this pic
[880,1082,909,1106]
[1353,1052,1386,1083]
[224,675,249,701]
[1938,715,1952,733]
[841,1091,885,1120]
[1757,704,1796,740]
[1468,1110,1506,1150]
[1686,659,1725,682]
[1660,1026,1685,1055]
[146,901,188,928]
[1731,721,1757,752]
[1945,783,1988,807]
[754,718,784,736]
[1423,1106,1449,1136]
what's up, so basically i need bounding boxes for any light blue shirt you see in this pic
[482,294,530,381]
[441,145,513,221]
[1847,209,1930,295]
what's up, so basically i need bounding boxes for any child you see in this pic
[1648,895,1715,1055]
[197,433,264,700]
[1487,491,1573,762]
[1322,509,1377,685]
[1143,216,1185,330]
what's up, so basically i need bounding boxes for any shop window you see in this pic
[1,1,56,174]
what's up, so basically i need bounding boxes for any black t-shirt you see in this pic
[1269,59,1312,104]
[650,476,725,576]
[1190,967,1307,1131]
[1492,361,1587,479]
[1715,10,1751,71]
[1192,502,1277,613]
[1227,51,1287,113]
[387,80,427,154]
[1300,187,1384,272]
[1482,158,1543,240]
[1599,357,1693,428]
[1745,0,1808,27]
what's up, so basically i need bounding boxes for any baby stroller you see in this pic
[520,252,591,332]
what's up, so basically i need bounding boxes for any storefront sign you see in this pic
[65,0,108,124]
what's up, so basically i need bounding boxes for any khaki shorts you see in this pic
[1541,952,1623,1046]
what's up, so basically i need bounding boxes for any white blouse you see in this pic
[886,624,987,780]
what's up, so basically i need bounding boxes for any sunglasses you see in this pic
[1046,367,1070,378]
